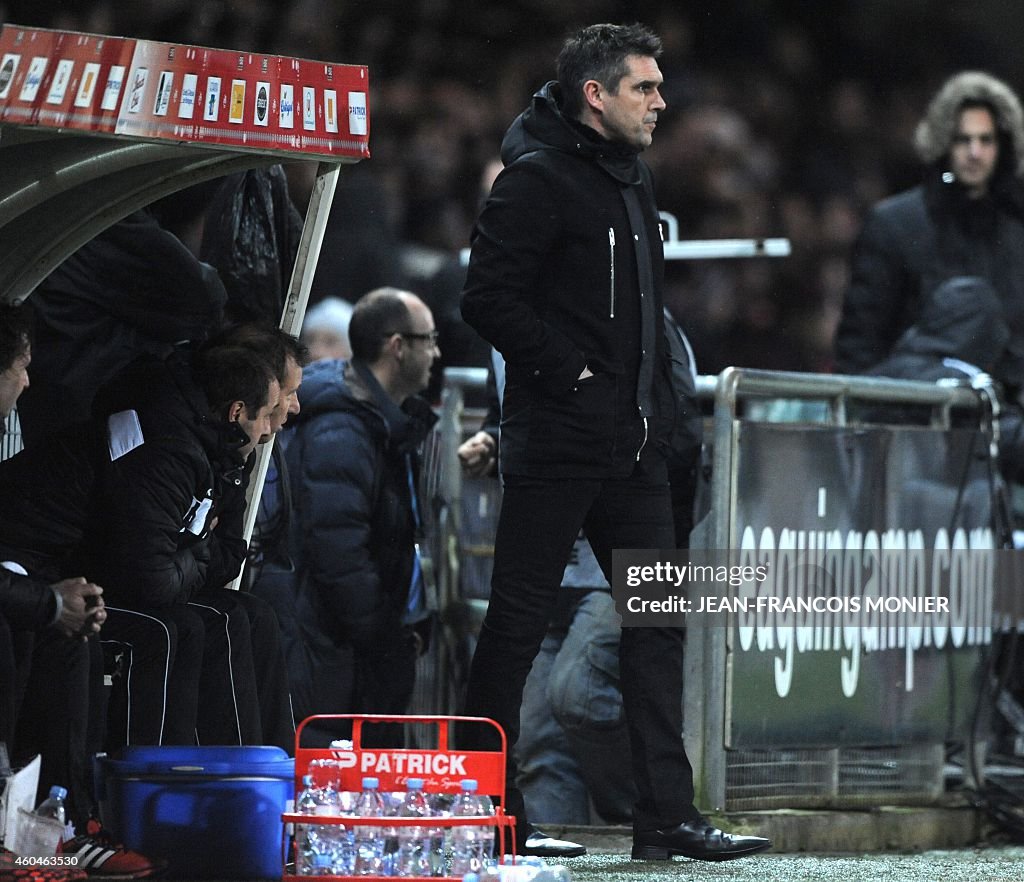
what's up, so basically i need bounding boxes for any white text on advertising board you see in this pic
[736,525,995,698]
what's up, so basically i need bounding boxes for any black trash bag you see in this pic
[200,165,304,325]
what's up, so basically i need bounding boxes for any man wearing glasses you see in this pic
[269,287,439,746]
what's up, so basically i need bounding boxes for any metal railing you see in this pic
[423,364,998,810]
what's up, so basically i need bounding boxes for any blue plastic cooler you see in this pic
[94,745,294,879]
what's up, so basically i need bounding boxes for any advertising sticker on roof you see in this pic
[279,83,293,129]
[18,56,46,102]
[153,70,172,115]
[0,23,371,161]
[0,53,19,98]
[44,57,72,103]
[203,75,220,120]
[254,80,269,126]
[100,65,125,111]
[178,72,197,118]
[73,61,100,107]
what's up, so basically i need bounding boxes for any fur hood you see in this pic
[914,71,1024,178]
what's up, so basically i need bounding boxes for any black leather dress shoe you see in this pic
[518,826,587,858]
[632,818,771,862]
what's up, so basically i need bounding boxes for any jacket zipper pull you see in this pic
[636,415,649,462]
[609,227,616,318]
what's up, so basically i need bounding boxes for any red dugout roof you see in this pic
[0,23,370,161]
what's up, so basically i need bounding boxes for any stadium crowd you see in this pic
[4,3,1024,875]
[8,0,1024,375]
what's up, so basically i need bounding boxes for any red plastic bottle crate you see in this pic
[282,714,517,881]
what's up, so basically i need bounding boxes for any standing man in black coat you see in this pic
[835,71,1024,394]
[460,22,770,862]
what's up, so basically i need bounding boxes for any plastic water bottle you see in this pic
[449,779,490,877]
[294,775,323,875]
[295,774,351,875]
[317,774,353,874]
[34,785,67,824]
[426,790,451,875]
[352,776,386,876]
[394,778,436,877]
[466,862,572,881]
[475,786,495,862]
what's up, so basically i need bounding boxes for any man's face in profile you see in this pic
[0,343,30,421]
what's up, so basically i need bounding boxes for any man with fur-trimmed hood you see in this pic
[835,71,1024,395]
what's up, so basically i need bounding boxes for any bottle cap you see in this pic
[49,785,68,800]
[362,776,380,789]
[460,779,478,791]
[407,778,425,790]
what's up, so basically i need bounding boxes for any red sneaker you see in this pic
[56,821,166,879]
[0,846,88,882]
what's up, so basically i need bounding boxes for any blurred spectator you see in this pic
[19,2,1024,376]
[835,71,1024,394]
[307,163,411,307]
[302,297,354,362]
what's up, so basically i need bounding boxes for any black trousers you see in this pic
[101,605,205,746]
[0,612,17,753]
[463,457,698,834]
[188,590,295,754]
[102,595,294,753]
[14,630,103,827]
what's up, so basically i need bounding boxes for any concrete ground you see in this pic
[523,804,1024,882]
[89,801,1024,880]
[556,846,1024,882]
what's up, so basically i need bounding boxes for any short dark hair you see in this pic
[0,303,32,373]
[205,322,311,380]
[348,287,413,361]
[193,343,276,419]
[557,22,662,119]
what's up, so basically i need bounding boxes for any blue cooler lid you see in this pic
[99,745,294,778]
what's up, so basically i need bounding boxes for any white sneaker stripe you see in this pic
[72,843,116,867]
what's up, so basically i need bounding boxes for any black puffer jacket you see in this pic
[0,568,56,631]
[286,359,436,647]
[835,172,1024,391]
[461,81,674,478]
[277,358,436,724]
[0,349,249,608]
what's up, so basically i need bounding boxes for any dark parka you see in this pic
[0,570,58,631]
[835,173,1024,389]
[281,358,436,723]
[461,81,675,478]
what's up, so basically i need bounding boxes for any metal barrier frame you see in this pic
[691,367,990,809]
[431,367,993,811]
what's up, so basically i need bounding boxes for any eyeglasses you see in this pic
[392,330,440,345]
